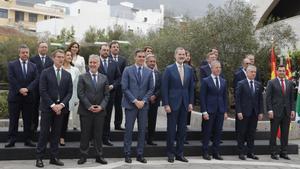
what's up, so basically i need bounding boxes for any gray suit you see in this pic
[77,72,110,158]
[266,78,295,155]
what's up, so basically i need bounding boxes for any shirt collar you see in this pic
[211,74,218,79]
[89,71,98,76]
[100,56,108,61]
[53,65,62,71]
[247,78,254,83]
[135,64,143,69]
[277,77,285,82]
[175,62,183,68]
[39,54,46,58]
[19,59,28,64]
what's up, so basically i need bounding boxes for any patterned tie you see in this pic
[41,56,45,66]
[281,79,285,95]
[56,68,61,86]
[178,64,184,85]
[92,73,97,88]
[215,77,219,89]
[22,61,27,78]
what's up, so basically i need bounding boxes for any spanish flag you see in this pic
[270,47,277,79]
[286,54,292,80]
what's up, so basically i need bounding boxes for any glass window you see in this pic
[15,11,24,22]
[29,13,37,22]
[0,8,8,18]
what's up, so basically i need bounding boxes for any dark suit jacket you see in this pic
[200,75,228,113]
[39,66,73,113]
[29,55,53,74]
[109,54,127,74]
[200,64,224,80]
[161,63,195,111]
[77,72,110,117]
[151,70,162,106]
[98,58,121,88]
[121,65,154,110]
[266,78,295,117]
[7,59,39,103]
[233,67,261,93]
[235,79,263,117]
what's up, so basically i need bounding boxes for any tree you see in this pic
[50,26,75,44]
[84,26,108,43]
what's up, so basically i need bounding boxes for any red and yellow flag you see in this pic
[286,54,292,80]
[270,47,277,79]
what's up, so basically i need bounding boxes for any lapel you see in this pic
[208,76,219,90]
[99,61,105,74]
[172,63,183,87]
[16,60,24,79]
[50,67,59,88]
[275,78,284,96]
[183,64,188,87]
[86,72,97,92]
[95,73,102,92]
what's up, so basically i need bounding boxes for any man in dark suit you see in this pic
[233,58,251,94]
[266,65,295,160]
[122,49,154,164]
[77,54,110,165]
[109,41,127,130]
[200,51,224,80]
[6,44,39,148]
[246,54,261,82]
[162,47,194,163]
[98,44,121,146]
[145,54,161,146]
[235,65,263,160]
[29,42,53,133]
[200,60,228,160]
[200,48,219,66]
[36,49,72,168]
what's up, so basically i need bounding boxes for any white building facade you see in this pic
[36,0,164,41]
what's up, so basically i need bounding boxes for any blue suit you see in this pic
[36,66,72,159]
[235,79,263,155]
[7,59,39,143]
[121,65,154,156]
[200,75,227,155]
[162,63,194,158]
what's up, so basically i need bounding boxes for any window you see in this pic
[0,8,8,18]
[15,11,24,22]
[50,16,56,19]
[29,13,37,22]
[144,17,147,22]
[44,15,48,20]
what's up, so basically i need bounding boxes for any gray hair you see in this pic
[246,65,257,72]
[89,54,100,62]
[145,53,156,61]
[210,60,221,68]
[174,47,185,56]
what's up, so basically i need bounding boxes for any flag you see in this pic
[270,47,277,79]
[296,79,300,124]
[285,54,292,80]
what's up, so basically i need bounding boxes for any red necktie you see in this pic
[281,79,285,95]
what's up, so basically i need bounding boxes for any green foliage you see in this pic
[50,26,75,43]
[84,26,108,43]
[0,91,8,119]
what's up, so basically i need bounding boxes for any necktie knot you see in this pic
[250,80,253,84]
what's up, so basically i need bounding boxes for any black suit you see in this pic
[98,57,121,142]
[36,66,72,159]
[7,59,39,143]
[266,78,295,155]
[233,67,260,95]
[109,54,127,128]
[235,79,263,155]
[200,64,224,80]
[29,55,53,131]
[147,70,161,143]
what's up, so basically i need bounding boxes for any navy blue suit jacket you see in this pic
[200,64,224,80]
[151,70,162,106]
[121,65,154,110]
[39,66,73,113]
[7,59,39,103]
[235,79,263,117]
[109,55,127,74]
[29,55,53,74]
[162,63,195,112]
[98,58,121,88]
[200,76,228,113]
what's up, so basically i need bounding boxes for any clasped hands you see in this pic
[88,105,103,113]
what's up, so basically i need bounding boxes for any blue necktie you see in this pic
[215,77,219,89]
[22,61,27,78]
[137,67,142,85]
[103,59,108,73]
[250,80,255,95]
[92,74,97,88]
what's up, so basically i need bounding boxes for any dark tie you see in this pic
[22,61,27,78]
[41,57,45,66]
[92,74,97,88]
[137,67,142,85]
[215,77,219,89]
[250,80,254,94]
[103,59,108,73]
[56,68,61,85]
[281,79,285,95]
[114,56,118,62]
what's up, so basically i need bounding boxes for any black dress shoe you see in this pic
[247,153,259,160]
[147,141,157,146]
[175,156,188,162]
[136,156,147,163]
[103,140,113,146]
[77,157,87,165]
[24,140,36,147]
[203,153,211,160]
[213,154,223,160]
[184,140,189,144]
[125,156,132,163]
[115,126,125,130]
[49,158,64,166]
[5,141,15,148]
[280,153,291,160]
[239,154,246,160]
[167,157,174,163]
[96,156,108,164]
[271,154,279,160]
[36,159,44,168]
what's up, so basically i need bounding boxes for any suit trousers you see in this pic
[102,91,116,142]
[36,111,63,159]
[114,86,123,128]
[166,104,187,158]
[270,108,290,155]
[79,114,105,157]
[8,101,33,142]
[236,113,258,154]
[201,112,224,155]
[32,91,40,132]
[124,107,148,156]
[60,111,70,139]
[147,102,159,142]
